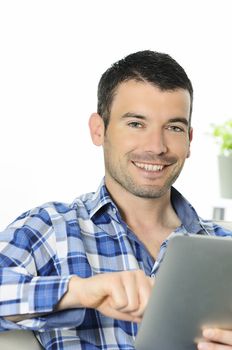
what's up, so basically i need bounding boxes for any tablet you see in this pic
[135,234,232,350]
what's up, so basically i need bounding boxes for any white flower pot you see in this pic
[218,154,232,199]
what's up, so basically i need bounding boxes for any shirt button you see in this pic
[151,274,155,278]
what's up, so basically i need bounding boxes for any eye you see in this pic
[166,125,185,132]
[128,121,144,128]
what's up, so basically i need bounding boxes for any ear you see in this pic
[187,127,193,158]
[89,113,105,146]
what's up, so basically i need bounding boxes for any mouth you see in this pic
[132,161,166,172]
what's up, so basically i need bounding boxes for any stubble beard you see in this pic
[104,151,184,199]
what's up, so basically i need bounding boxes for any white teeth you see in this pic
[134,162,164,172]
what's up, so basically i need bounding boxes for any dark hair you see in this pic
[97,50,193,128]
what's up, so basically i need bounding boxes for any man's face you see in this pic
[102,80,192,199]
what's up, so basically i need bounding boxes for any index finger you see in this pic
[131,275,154,318]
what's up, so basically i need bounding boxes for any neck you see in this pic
[105,176,180,231]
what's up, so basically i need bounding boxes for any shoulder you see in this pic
[199,218,232,237]
[3,192,94,236]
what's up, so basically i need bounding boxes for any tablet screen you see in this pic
[135,234,232,350]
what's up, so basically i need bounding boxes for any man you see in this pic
[0,50,231,350]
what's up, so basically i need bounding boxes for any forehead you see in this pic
[110,80,191,120]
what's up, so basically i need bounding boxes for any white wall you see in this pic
[0,0,232,230]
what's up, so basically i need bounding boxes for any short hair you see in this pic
[97,50,193,128]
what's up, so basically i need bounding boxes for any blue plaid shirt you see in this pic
[0,179,231,349]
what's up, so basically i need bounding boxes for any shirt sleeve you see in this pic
[0,269,70,315]
[0,308,86,331]
[0,206,86,331]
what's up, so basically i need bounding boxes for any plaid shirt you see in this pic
[0,179,231,349]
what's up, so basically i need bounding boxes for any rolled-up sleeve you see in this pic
[0,205,87,331]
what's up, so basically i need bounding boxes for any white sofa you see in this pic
[0,329,43,349]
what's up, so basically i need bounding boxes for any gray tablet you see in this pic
[135,234,232,350]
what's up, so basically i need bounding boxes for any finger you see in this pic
[99,297,142,323]
[203,328,232,346]
[110,270,150,314]
[109,308,142,323]
[109,280,129,310]
[131,275,154,317]
[118,272,140,313]
[198,341,232,350]
[95,271,151,322]
[137,276,154,317]
[120,271,153,314]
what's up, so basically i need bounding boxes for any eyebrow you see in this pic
[121,112,146,120]
[121,113,189,126]
[168,118,189,127]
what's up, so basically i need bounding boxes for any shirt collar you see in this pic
[87,178,116,219]
[170,187,203,234]
[87,179,204,234]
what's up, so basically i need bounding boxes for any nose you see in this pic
[142,129,168,155]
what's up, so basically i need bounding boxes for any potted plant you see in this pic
[211,119,232,199]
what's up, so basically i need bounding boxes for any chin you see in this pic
[129,185,170,199]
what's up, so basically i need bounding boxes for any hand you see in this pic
[59,270,154,323]
[198,328,232,349]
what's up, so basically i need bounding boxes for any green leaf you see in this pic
[210,119,232,155]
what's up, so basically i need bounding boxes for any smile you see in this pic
[133,162,165,172]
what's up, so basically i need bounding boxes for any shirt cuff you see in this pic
[0,308,86,331]
[28,275,71,313]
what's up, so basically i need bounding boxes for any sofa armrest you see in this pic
[0,330,43,350]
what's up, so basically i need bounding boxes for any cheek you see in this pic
[108,133,137,153]
[182,145,191,159]
[170,139,190,158]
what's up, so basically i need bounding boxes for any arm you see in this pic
[0,270,78,330]
[57,270,154,323]
[1,206,153,330]
[0,208,86,331]
[5,270,154,324]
